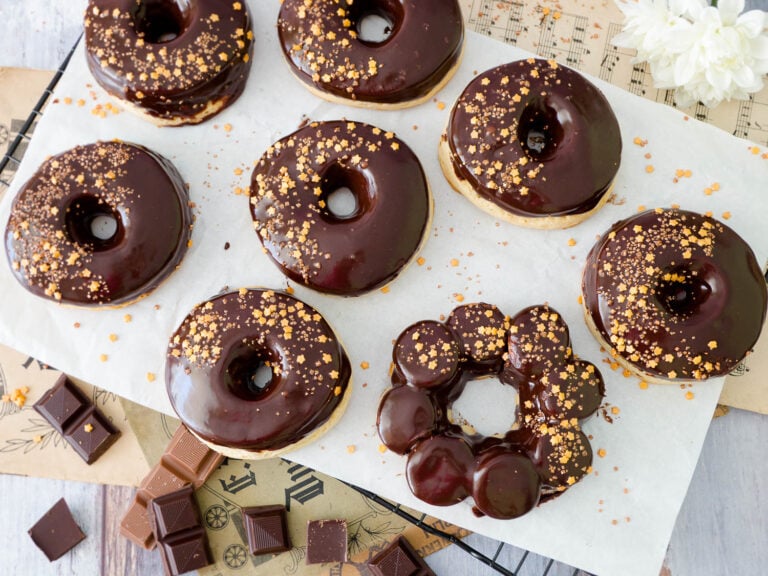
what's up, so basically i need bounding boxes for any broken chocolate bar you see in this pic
[306,519,348,564]
[149,485,212,576]
[242,504,291,556]
[119,424,223,549]
[368,536,436,576]
[28,498,86,561]
[33,374,120,464]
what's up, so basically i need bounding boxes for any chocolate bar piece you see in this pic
[34,374,120,464]
[149,485,212,576]
[368,536,436,576]
[243,505,291,556]
[306,519,347,564]
[28,498,86,561]
[120,425,223,549]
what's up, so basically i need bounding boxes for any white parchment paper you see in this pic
[1,2,767,575]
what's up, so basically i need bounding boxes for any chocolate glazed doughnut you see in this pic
[439,58,622,229]
[84,0,253,126]
[5,141,192,306]
[583,208,767,382]
[377,303,604,519]
[249,120,431,296]
[277,0,464,108]
[166,289,352,459]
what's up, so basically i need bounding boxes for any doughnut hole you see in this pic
[222,343,277,402]
[507,305,571,377]
[446,303,509,366]
[406,435,473,506]
[131,0,191,44]
[394,321,460,389]
[348,0,404,45]
[656,265,714,317]
[377,386,437,455]
[517,96,566,161]
[450,376,519,437]
[472,448,541,519]
[318,163,369,222]
[536,359,604,420]
[65,195,124,251]
[527,426,592,494]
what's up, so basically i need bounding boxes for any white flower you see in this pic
[613,0,768,107]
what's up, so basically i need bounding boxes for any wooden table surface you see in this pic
[1,2,767,575]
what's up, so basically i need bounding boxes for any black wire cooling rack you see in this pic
[0,40,593,576]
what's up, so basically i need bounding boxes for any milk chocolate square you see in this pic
[28,498,86,561]
[243,504,290,556]
[306,519,347,564]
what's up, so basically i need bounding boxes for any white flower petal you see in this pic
[732,65,756,88]
[735,10,766,38]
[717,0,745,25]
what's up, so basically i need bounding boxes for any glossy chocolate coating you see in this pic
[250,121,430,295]
[377,303,604,519]
[444,58,621,217]
[5,141,192,306]
[277,0,464,105]
[583,208,768,380]
[84,0,253,124]
[166,289,351,451]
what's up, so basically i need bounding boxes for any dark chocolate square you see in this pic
[242,504,290,556]
[33,375,121,465]
[149,485,201,540]
[66,408,120,464]
[160,530,212,575]
[33,374,88,433]
[306,519,347,564]
[28,498,86,561]
[368,536,436,576]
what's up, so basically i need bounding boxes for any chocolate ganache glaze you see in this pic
[583,208,767,381]
[166,289,351,454]
[377,303,604,519]
[250,120,431,296]
[277,0,464,107]
[441,58,621,224]
[5,141,192,306]
[84,0,253,125]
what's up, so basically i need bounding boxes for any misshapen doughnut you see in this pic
[377,303,604,519]
[4,141,192,306]
[277,0,464,108]
[250,120,431,295]
[166,289,352,459]
[84,0,253,126]
[439,58,621,229]
[582,208,767,382]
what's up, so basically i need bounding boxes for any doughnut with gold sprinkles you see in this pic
[582,208,767,382]
[4,141,192,306]
[166,288,352,459]
[84,0,254,126]
[277,0,464,108]
[377,303,604,519]
[439,58,621,229]
[249,120,431,296]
